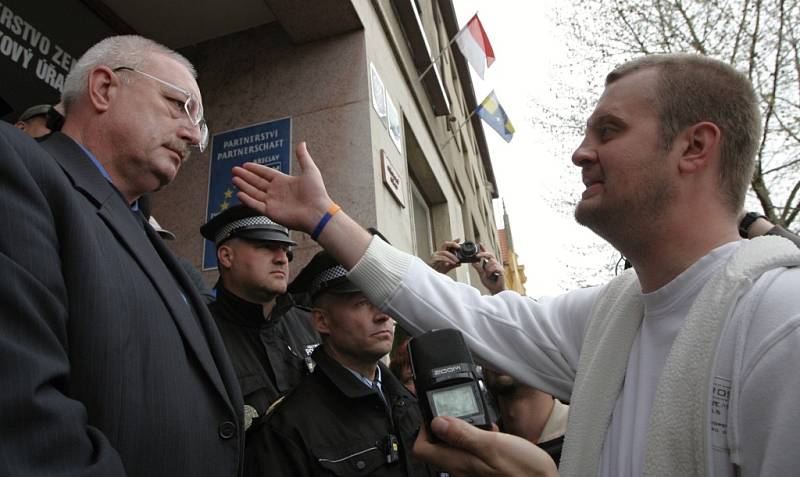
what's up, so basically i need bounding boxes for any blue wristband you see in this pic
[310,203,341,240]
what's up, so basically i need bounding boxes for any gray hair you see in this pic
[606,54,761,213]
[61,35,196,111]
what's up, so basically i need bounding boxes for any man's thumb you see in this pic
[431,416,480,452]
[295,141,315,174]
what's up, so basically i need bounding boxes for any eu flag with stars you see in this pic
[476,91,514,143]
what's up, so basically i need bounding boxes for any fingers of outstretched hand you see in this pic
[232,165,270,198]
[235,190,265,214]
[231,167,270,212]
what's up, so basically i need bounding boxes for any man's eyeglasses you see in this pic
[113,66,209,152]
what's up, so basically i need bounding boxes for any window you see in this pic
[410,180,434,260]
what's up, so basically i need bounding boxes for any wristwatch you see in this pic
[739,211,767,238]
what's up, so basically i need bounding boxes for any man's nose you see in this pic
[571,139,597,167]
[373,308,391,322]
[272,247,290,264]
[177,121,202,148]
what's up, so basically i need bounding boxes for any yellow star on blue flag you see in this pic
[475,91,514,142]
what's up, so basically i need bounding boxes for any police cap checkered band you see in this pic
[309,265,348,297]
[214,216,289,244]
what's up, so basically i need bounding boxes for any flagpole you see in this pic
[439,107,479,150]
[418,29,464,81]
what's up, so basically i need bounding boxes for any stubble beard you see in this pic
[574,172,677,250]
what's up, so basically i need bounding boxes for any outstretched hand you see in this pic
[413,416,558,477]
[232,142,332,234]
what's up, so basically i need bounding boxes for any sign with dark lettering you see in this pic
[203,117,292,269]
[381,149,405,207]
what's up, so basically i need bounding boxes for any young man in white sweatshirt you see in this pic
[231,54,800,477]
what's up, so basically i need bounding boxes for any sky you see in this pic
[453,1,620,296]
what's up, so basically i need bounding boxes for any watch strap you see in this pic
[739,211,767,238]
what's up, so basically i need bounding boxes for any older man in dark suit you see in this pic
[0,35,243,476]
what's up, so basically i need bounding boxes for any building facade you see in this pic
[1,0,501,290]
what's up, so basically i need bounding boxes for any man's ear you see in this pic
[86,66,118,113]
[217,245,234,268]
[312,308,330,335]
[677,122,721,174]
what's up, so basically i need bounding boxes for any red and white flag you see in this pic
[455,14,495,79]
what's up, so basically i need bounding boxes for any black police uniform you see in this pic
[249,249,443,477]
[209,283,319,430]
[251,346,440,476]
[201,205,321,475]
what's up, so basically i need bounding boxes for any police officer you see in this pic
[249,249,443,476]
[14,104,53,138]
[200,205,319,472]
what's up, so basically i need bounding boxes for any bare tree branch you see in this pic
[730,0,752,62]
[655,0,677,51]
[761,155,800,176]
[747,0,763,79]
[674,0,708,53]
[752,0,786,222]
[783,179,800,224]
[614,1,652,54]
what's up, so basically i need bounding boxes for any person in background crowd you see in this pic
[231,53,800,477]
[0,35,244,476]
[14,103,53,138]
[200,204,319,476]
[484,370,567,465]
[429,239,567,465]
[45,102,66,132]
[739,210,800,247]
[251,250,443,477]
[389,336,415,395]
[429,238,505,294]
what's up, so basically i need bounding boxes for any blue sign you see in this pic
[203,117,292,270]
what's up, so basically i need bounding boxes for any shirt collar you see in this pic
[346,364,382,392]
[72,138,139,212]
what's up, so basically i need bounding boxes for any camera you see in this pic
[453,241,480,263]
[409,329,497,439]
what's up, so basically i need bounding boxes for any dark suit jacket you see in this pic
[0,123,244,476]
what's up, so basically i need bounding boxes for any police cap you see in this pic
[200,204,296,247]
[18,104,51,122]
[288,250,360,301]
